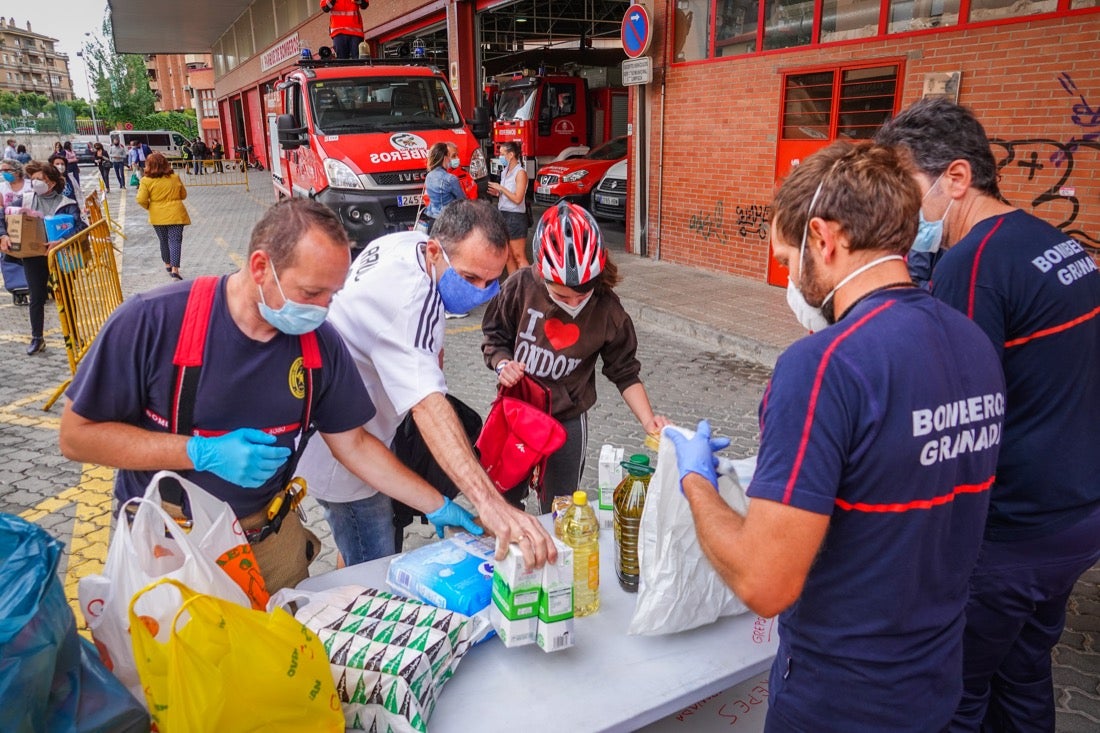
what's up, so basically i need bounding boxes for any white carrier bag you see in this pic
[628,426,754,635]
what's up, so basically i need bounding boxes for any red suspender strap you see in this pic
[299,331,320,435]
[170,277,218,434]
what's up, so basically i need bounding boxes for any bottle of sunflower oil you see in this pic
[613,454,654,592]
[561,490,600,616]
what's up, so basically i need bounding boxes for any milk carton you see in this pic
[598,444,624,530]
[536,539,574,653]
[490,542,541,647]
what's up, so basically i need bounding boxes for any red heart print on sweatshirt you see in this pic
[544,318,580,350]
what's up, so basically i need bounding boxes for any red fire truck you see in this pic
[273,58,490,250]
[490,73,628,180]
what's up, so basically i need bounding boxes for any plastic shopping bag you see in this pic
[78,473,252,703]
[628,426,752,635]
[270,584,488,733]
[0,513,148,733]
[128,172,139,187]
[130,579,343,733]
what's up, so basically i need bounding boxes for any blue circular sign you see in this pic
[621,4,651,60]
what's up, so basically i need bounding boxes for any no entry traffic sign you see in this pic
[621,4,652,59]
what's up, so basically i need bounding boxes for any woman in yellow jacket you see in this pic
[136,152,190,280]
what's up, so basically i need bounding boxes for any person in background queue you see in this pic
[136,153,190,280]
[320,0,369,59]
[58,199,482,593]
[297,199,556,569]
[93,142,112,193]
[482,201,670,513]
[418,142,466,235]
[668,141,1006,732]
[487,141,530,275]
[876,97,1100,732]
[0,161,87,355]
[107,137,128,189]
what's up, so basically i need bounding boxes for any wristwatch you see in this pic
[495,359,511,375]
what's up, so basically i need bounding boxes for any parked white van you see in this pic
[108,129,190,159]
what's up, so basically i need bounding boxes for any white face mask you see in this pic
[787,181,904,331]
[29,179,50,195]
[548,291,592,318]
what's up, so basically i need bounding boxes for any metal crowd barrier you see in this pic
[90,187,127,240]
[169,158,250,190]
[43,219,124,411]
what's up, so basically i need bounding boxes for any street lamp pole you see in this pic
[77,34,100,140]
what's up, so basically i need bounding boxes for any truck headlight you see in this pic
[323,158,364,190]
[468,147,488,179]
[563,169,589,183]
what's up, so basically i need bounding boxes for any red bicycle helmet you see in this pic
[536,201,606,287]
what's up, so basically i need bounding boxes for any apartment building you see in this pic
[0,17,74,102]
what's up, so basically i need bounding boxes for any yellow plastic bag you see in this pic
[129,579,343,733]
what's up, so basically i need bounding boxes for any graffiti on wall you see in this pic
[990,73,1100,251]
[735,204,772,240]
[1050,72,1100,168]
[688,201,729,244]
[687,201,772,244]
[991,137,1099,250]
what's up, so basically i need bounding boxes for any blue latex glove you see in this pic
[425,496,484,539]
[664,420,732,491]
[186,428,292,488]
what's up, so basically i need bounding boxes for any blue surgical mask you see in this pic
[498,155,508,169]
[911,175,953,254]
[257,263,329,335]
[449,157,460,170]
[436,248,499,313]
[1,172,14,183]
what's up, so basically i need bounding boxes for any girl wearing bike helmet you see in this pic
[482,201,670,512]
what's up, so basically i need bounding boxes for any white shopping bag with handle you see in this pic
[628,426,753,635]
[77,471,253,703]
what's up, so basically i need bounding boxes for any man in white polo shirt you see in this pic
[297,199,556,569]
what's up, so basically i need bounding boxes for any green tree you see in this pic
[0,91,19,117]
[85,11,156,126]
[17,92,50,115]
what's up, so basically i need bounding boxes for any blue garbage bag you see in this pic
[0,514,148,733]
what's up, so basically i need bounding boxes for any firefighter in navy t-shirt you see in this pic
[878,98,1100,732]
[59,200,480,593]
[667,142,1005,732]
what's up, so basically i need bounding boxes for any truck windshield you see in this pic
[495,85,537,121]
[309,77,463,134]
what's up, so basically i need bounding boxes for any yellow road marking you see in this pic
[215,236,245,267]
[445,324,482,335]
[20,463,114,632]
[0,386,62,429]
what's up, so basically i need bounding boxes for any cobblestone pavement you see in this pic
[0,170,1095,729]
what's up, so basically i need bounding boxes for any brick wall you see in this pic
[643,12,1100,282]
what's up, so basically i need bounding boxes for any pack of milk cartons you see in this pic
[490,538,574,652]
[598,444,624,530]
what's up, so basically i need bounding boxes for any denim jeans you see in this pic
[316,492,395,566]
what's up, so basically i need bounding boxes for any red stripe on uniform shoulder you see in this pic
[967,217,1004,319]
[781,300,896,505]
[1004,303,1100,348]
[835,475,995,513]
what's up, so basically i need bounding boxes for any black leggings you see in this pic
[98,164,111,189]
[153,224,185,268]
[23,255,50,339]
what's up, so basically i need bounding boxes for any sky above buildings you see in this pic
[12,2,110,101]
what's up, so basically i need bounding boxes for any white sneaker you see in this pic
[444,312,469,319]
